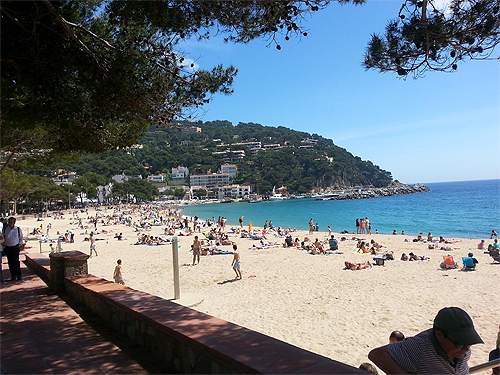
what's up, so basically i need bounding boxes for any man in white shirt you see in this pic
[1,217,24,281]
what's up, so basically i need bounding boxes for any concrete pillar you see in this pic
[49,251,89,293]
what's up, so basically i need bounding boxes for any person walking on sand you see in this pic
[192,235,201,265]
[239,215,244,228]
[89,232,98,257]
[309,218,314,234]
[231,244,242,279]
[113,259,124,285]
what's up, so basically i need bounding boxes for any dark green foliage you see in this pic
[111,179,159,201]
[364,0,500,77]
[2,0,367,171]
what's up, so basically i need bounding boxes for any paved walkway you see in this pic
[1,254,148,374]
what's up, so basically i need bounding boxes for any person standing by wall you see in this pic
[113,259,125,285]
[1,217,24,281]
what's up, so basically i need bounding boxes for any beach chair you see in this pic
[461,257,476,271]
[489,249,500,263]
[442,256,457,269]
[373,257,385,266]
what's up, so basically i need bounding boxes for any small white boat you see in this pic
[269,186,288,200]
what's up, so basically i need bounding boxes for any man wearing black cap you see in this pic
[369,307,483,374]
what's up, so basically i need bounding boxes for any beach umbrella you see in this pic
[249,221,252,231]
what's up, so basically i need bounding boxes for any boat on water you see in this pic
[269,186,288,200]
[249,195,262,203]
[314,191,345,200]
[220,199,233,203]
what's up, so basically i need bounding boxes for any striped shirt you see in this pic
[388,329,470,374]
[3,225,24,247]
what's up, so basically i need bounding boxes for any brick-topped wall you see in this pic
[25,253,366,374]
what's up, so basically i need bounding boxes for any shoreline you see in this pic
[15,204,500,374]
[178,204,494,241]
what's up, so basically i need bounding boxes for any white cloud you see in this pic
[178,56,199,72]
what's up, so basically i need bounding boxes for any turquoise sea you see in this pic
[180,180,500,239]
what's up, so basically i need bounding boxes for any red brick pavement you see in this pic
[0,254,148,374]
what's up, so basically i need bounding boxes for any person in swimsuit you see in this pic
[89,233,98,257]
[231,244,242,279]
[344,261,372,270]
[113,259,125,285]
[192,235,201,265]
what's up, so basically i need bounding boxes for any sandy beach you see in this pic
[17,205,500,374]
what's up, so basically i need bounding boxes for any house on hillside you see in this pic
[181,126,201,135]
[301,138,318,144]
[147,174,166,183]
[171,166,189,179]
[112,174,142,183]
[213,149,245,163]
[51,171,78,185]
[263,144,281,151]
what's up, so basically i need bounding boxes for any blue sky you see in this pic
[181,1,499,184]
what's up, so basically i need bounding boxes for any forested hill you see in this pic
[59,120,395,194]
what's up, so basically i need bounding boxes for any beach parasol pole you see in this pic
[171,236,180,299]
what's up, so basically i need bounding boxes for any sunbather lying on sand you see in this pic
[408,252,430,261]
[344,261,372,270]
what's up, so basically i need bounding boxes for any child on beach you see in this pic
[231,244,242,280]
[113,259,124,285]
[478,239,485,250]
[89,233,97,257]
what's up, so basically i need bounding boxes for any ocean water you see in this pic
[181,179,500,239]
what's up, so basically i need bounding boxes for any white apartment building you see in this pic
[214,184,252,199]
[220,164,237,179]
[262,143,281,151]
[190,173,231,188]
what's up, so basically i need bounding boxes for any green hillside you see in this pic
[54,120,393,194]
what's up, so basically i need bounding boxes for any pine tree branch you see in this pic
[41,0,107,70]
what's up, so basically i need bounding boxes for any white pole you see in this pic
[172,236,180,299]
